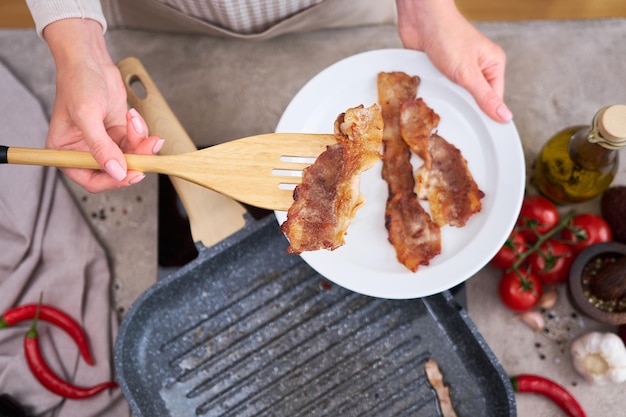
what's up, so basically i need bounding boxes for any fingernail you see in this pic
[104,159,127,182]
[129,108,146,136]
[496,104,513,123]
[129,174,145,185]
[152,138,165,154]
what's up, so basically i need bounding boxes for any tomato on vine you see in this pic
[498,269,543,311]
[527,239,574,285]
[517,196,559,243]
[491,231,527,270]
[561,213,613,254]
[491,194,613,312]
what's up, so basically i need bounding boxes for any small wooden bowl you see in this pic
[568,242,626,325]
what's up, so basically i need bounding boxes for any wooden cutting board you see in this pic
[117,56,246,247]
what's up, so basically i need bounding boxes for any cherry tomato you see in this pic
[561,213,613,254]
[528,239,574,285]
[498,269,543,312]
[517,196,559,243]
[491,231,527,270]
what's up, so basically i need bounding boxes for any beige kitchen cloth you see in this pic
[0,63,129,416]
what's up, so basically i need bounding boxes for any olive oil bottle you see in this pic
[534,104,626,204]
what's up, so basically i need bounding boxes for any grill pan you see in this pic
[115,215,515,416]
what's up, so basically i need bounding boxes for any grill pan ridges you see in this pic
[115,215,515,416]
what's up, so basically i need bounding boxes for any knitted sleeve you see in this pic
[25,0,107,38]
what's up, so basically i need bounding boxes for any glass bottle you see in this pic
[534,104,626,204]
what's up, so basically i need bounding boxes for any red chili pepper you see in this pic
[23,302,118,399]
[510,374,586,417]
[1,303,94,365]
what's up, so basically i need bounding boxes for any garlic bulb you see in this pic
[570,332,626,385]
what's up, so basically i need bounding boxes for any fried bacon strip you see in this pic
[281,104,383,254]
[378,72,441,272]
[400,98,484,227]
[399,97,440,164]
[420,134,484,227]
[425,358,459,417]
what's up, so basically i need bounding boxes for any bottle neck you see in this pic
[568,126,617,170]
[587,106,626,149]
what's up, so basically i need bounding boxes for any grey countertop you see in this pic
[3,17,626,416]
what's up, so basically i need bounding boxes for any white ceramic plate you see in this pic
[274,49,525,299]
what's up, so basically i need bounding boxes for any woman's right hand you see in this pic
[43,18,163,192]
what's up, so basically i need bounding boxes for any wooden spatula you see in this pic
[0,132,335,211]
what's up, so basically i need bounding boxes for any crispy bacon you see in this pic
[425,359,459,417]
[400,98,484,227]
[378,72,441,272]
[281,104,383,254]
[399,97,440,164]
[419,134,484,227]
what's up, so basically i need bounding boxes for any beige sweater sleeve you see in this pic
[25,0,107,38]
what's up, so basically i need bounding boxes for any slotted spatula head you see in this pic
[0,132,336,211]
[128,132,337,210]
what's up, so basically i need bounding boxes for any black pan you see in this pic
[114,215,516,416]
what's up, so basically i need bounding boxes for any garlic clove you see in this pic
[582,353,609,378]
[518,310,546,331]
[537,286,558,309]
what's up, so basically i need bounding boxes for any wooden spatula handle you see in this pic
[116,57,246,247]
[0,145,101,169]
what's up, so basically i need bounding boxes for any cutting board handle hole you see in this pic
[128,75,147,100]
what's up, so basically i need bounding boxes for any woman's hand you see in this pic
[395,0,512,123]
[43,18,163,192]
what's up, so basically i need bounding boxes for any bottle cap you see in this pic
[596,104,626,148]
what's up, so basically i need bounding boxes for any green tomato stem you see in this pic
[508,210,577,274]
